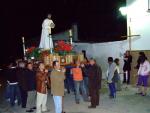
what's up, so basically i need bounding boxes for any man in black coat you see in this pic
[26,62,36,112]
[123,51,132,84]
[16,61,28,108]
[88,58,102,108]
[5,62,21,106]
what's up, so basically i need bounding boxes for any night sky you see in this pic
[1,0,126,65]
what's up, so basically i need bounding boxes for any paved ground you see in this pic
[1,82,150,113]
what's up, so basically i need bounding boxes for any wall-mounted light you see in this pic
[119,7,127,16]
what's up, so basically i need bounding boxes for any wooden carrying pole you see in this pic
[22,37,26,60]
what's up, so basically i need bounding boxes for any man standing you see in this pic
[26,62,36,112]
[107,57,116,99]
[88,58,102,108]
[5,62,21,107]
[50,61,66,113]
[16,61,28,108]
[39,14,55,50]
[123,51,132,84]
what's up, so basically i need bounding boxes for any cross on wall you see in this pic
[147,0,150,12]
[121,18,140,51]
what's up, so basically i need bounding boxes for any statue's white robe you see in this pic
[39,18,54,49]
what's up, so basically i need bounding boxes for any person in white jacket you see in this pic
[137,54,150,96]
[106,57,116,98]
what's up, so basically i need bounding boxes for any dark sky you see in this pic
[1,0,126,64]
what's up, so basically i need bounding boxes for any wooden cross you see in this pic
[148,0,150,11]
[121,26,140,51]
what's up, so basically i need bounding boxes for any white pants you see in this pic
[26,91,36,109]
[36,92,48,113]
[53,96,62,113]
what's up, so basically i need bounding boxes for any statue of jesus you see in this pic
[39,14,55,50]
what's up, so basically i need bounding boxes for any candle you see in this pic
[70,37,73,45]
[69,29,72,37]
[22,37,24,43]
[22,37,26,60]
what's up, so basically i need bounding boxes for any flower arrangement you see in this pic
[26,47,41,59]
[26,40,75,59]
[54,40,73,55]
[26,47,36,54]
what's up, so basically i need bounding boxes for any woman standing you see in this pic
[137,54,150,96]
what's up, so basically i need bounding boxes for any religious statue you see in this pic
[39,14,55,50]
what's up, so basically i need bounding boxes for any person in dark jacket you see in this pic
[16,61,28,108]
[26,62,36,112]
[135,52,147,70]
[88,58,102,108]
[5,62,21,106]
[123,51,132,84]
[81,61,90,96]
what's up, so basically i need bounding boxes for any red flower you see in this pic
[55,40,73,52]
[26,47,36,53]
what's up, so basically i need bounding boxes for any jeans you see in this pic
[9,84,21,106]
[83,77,89,95]
[65,75,75,93]
[53,96,62,113]
[74,80,88,103]
[65,66,75,93]
[108,82,116,98]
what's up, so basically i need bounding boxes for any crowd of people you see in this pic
[106,50,150,98]
[3,58,102,113]
[2,50,150,113]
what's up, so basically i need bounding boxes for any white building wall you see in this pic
[74,0,150,77]
[74,41,127,78]
[127,0,150,50]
